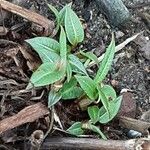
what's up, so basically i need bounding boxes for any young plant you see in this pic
[26,3,122,139]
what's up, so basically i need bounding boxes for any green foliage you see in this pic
[79,121,107,139]
[80,51,99,65]
[101,85,117,100]
[48,3,84,45]
[94,34,115,83]
[25,37,60,54]
[48,90,62,107]
[99,96,122,124]
[88,106,100,124]
[26,62,66,89]
[26,3,122,139]
[47,4,59,20]
[47,4,68,33]
[58,4,70,26]
[88,124,107,139]
[66,122,84,136]
[97,84,110,116]
[65,6,84,45]
[66,62,72,82]
[75,75,97,100]
[60,78,83,100]
[25,37,60,63]
[59,26,67,61]
[68,54,88,76]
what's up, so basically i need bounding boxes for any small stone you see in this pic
[115,31,124,39]
[127,130,142,138]
[111,79,119,87]
[134,34,150,60]
[141,41,150,60]
[118,92,136,118]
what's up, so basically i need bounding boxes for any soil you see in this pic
[0,0,150,149]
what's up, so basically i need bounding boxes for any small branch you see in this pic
[40,137,150,150]
[94,0,130,27]
[0,103,49,134]
[0,0,54,36]
[119,116,150,134]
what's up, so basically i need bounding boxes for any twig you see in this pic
[0,103,49,134]
[35,106,55,150]
[40,137,150,150]
[0,0,54,36]
[88,32,141,67]
[119,116,150,134]
[43,106,54,139]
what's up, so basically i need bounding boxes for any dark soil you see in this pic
[0,0,150,149]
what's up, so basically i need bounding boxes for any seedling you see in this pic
[25,3,122,139]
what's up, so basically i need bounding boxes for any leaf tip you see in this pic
[26,83,33,90]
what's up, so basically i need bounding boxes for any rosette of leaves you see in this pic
[26,4,85,107]
[68,34,122,138]
[26,3,122,139]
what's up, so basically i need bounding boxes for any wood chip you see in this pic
[119,116,150,134]
[0,103,49,134]
[0,0,54,36]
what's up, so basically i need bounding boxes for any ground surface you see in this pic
[0,0,150,149]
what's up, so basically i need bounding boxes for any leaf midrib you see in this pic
[67,7,77,45]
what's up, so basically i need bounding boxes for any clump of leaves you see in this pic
[25,3,122,139]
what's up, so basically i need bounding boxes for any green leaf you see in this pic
[101,85,116,101]
[47,4,60,33]
[25,37,60,53]
[25,37,60,63]
[80,51,99,65]
[88,106,100,124]
[75,75,97,100]
[65,6,84,45]
[58,3,72,26]
[26,61,66,89]
[47,4,59,21]
[47,4,71,33]
[94,33,115,83]
[99,96,122,124]
[59,26,67,61]
[82,122,107,139]
[69,54,88,76]
[35,49,60,63]
[67,122,84,136]
[89,124,107,140]
[66,62,72,82]
[60,78,83,100]
[62,87,83,100]
[97,85,110,115]
[48,90,62,107]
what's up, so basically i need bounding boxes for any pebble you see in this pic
[141,41,150,60]
[115,31,124,39]
[117,92,136,118]
[127,130,142,138]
